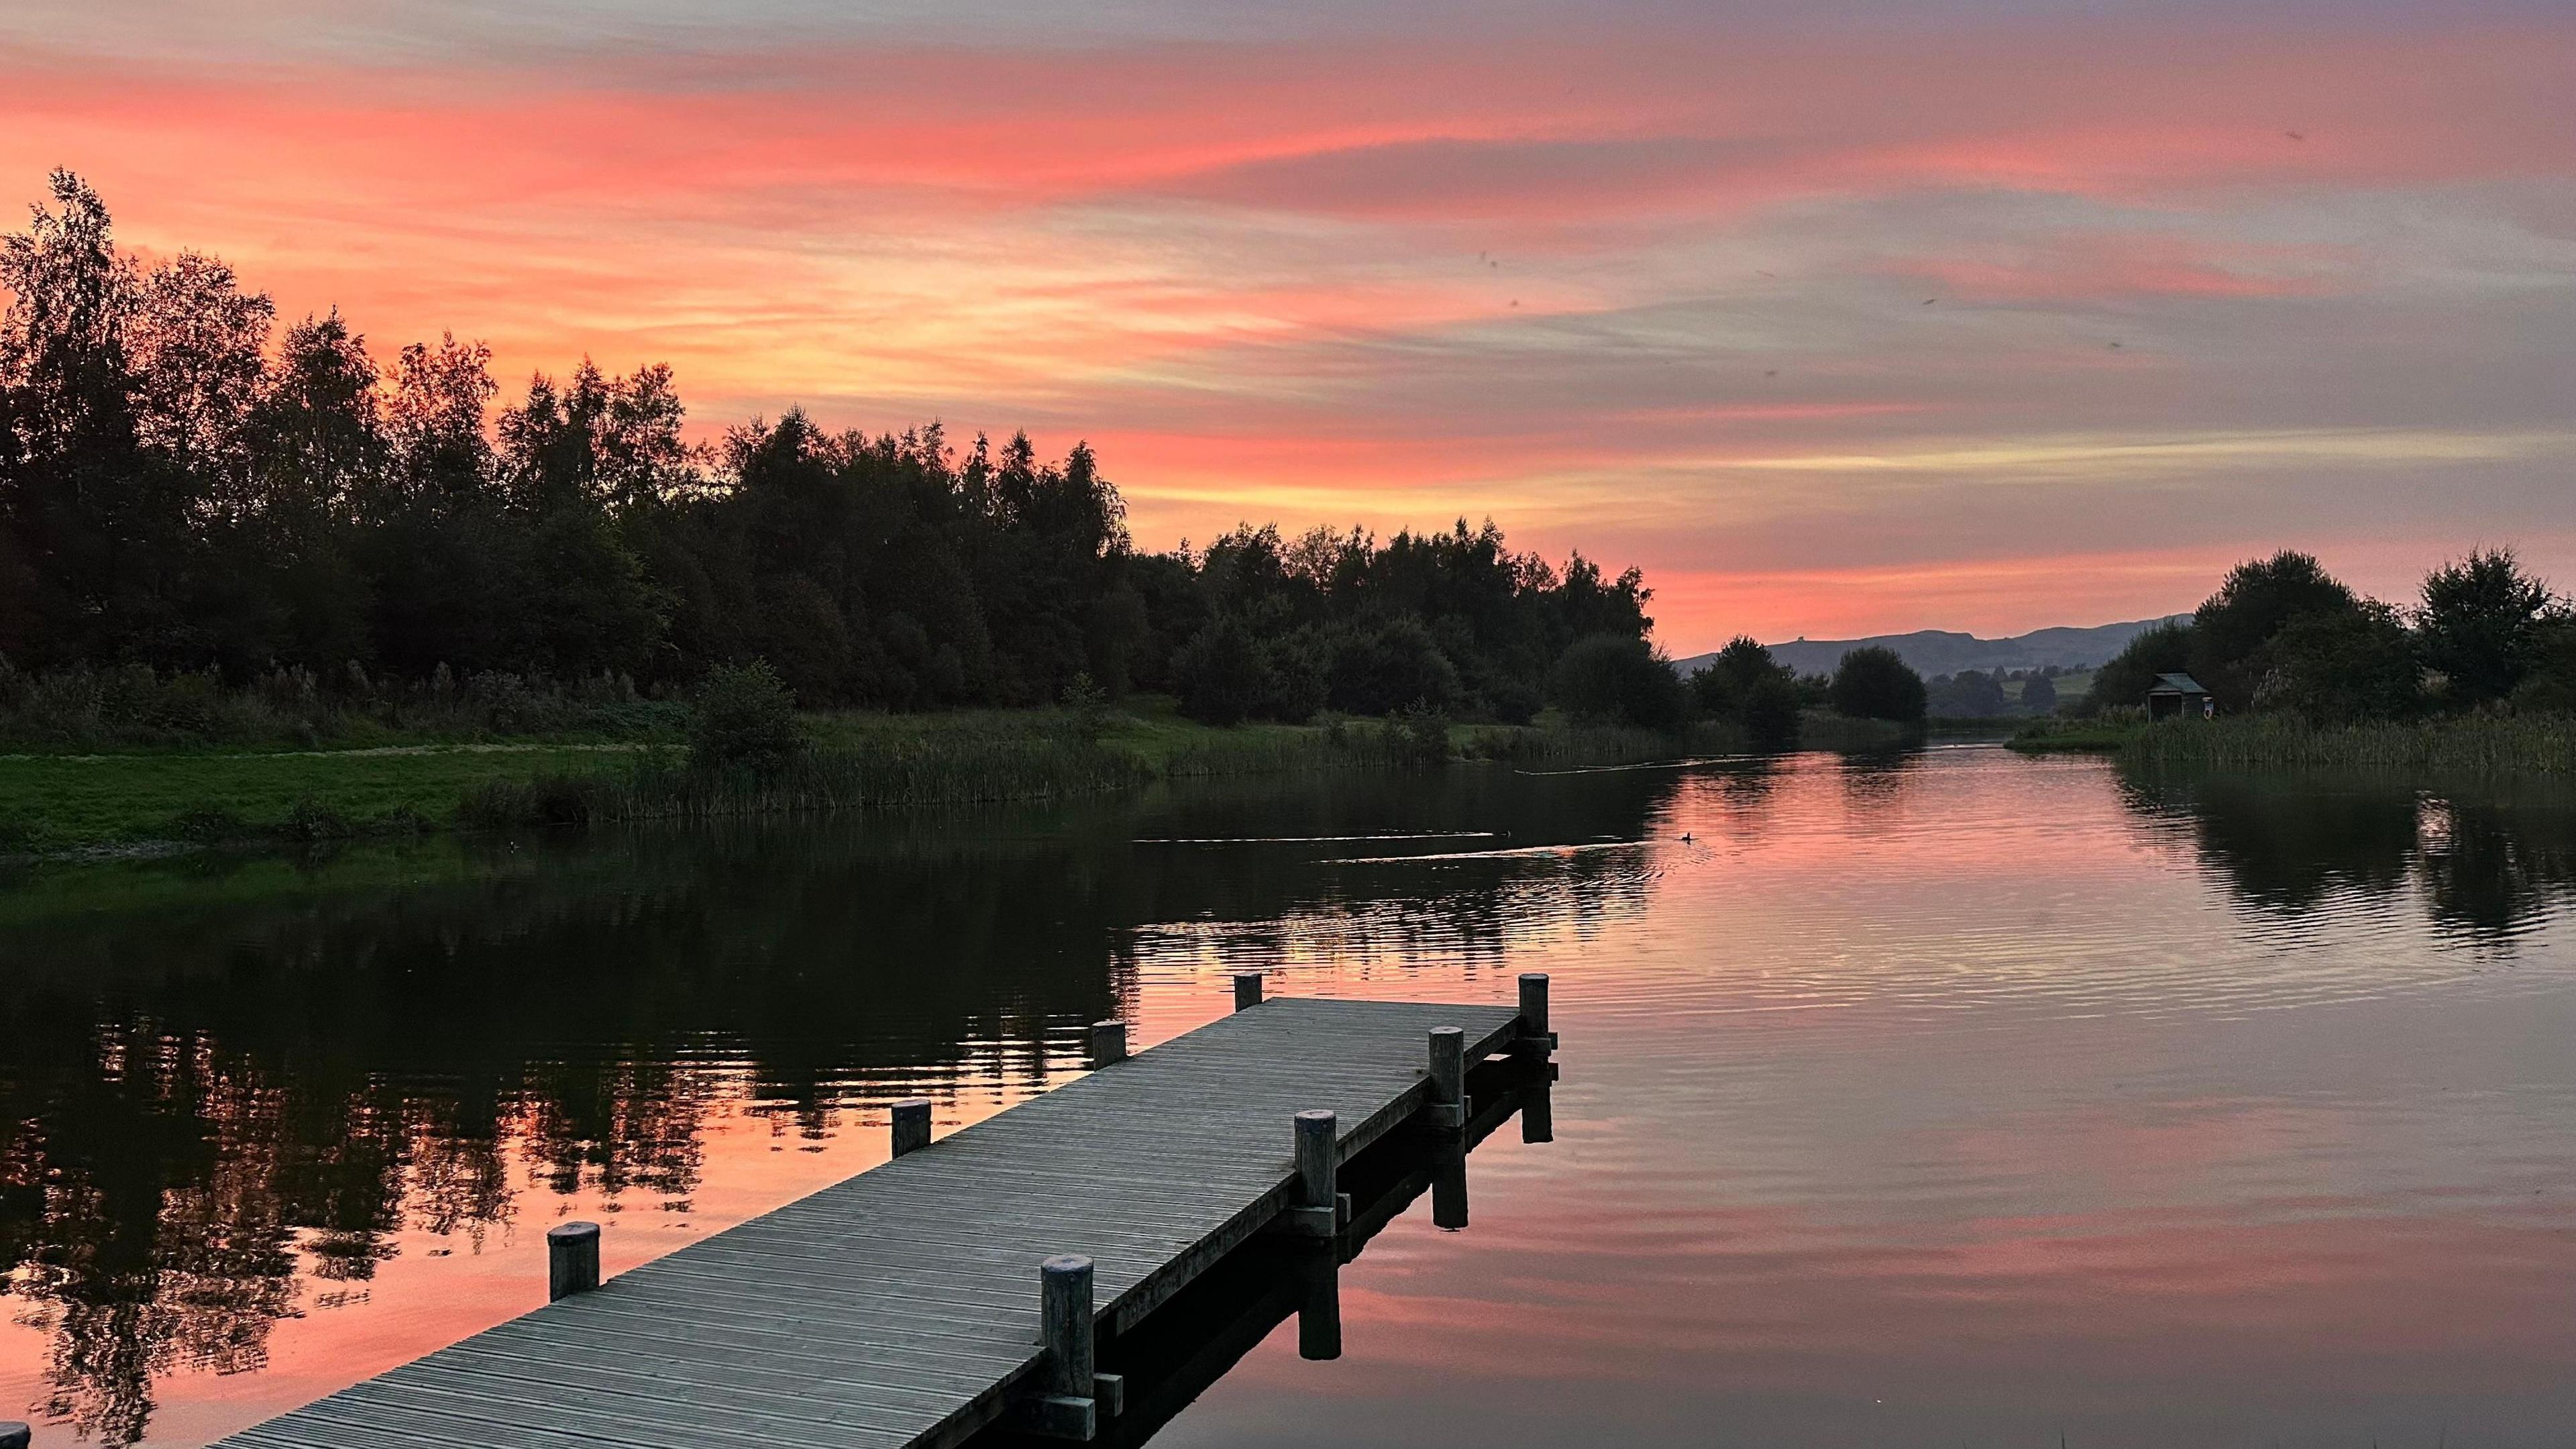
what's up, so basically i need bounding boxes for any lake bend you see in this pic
[0,743,2571,1448]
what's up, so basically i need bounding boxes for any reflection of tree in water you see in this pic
[1835,747,1923,811]
[1701,757,1783,824]
[1141,842,1659,974]
[2120,765,2576,941]
[405,1097,514,1244]
[523,1060,716,1205]
[0,763,1673,1444]
[1127,765,1679,971]
[0,1024,729,1443]
[1,1028,303,1446]
[2121,767,2418,913]
[2416,794,2576,941]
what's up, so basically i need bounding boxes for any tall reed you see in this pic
[1455,718,1754,765]
[458,735,1157,828]
[2118,715,2576,773]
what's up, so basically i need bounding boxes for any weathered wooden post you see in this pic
[547,1221,600,1301]
[1295,1110,1335,1210]
[1518,972,1552,1050]
[1426,1026,1467,1129]
[1028,1254,1101,1438]
[1232,971,1264,1011]
[1012,1254,1116,1438]
[1275,1109,1341,1238]
[892,1097,933,1158]
[1287,1111,1343,1353]
[0,1419,32,1449]
[1041,1255,1095,1395]
[1089,1019,1128,1066]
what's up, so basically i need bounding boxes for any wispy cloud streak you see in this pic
[3,7,2570,645]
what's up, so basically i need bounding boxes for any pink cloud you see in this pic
[2,13,2569,639]
[1909,233,2343,304]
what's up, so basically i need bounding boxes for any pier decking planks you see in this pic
[217,996,1532,1449]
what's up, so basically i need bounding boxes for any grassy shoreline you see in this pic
[2009,714,2576,771]
[0,703,1807,857]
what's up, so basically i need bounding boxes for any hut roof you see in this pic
[2149,672,2209,696]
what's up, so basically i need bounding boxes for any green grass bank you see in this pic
[0,702,1805,857]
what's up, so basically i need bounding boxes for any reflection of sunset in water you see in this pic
[0,748,2571,1446]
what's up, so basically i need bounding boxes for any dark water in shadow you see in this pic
[0,748,2571,1447]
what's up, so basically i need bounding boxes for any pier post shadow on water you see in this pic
[969,1053,1555,1449]
[207,994,1560,1449]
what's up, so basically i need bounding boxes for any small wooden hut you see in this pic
[2145,671,2212,720]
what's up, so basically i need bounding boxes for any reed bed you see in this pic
[1154,722,1418,777]
[460,735,1157,828]
[2117,714,2576,773]
[1454,719,1752,766]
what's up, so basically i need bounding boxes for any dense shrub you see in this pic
[1171,619,1267,725]
[1740,674,1801,749]
[1323,616,1460,716]
[1551,633,1688,729]
[2190,551,2358,712]
[2253,600,2422,722]
[1477,672,1544,726]
[2512,618,2576,715]
[1391,701,1452,765]
[1688,636,1800,748]
[1828,646,1927,723]
[2418,548,2555,706]
[688,660,802,773]
[1926,669,2007,718]
[1256,629,1328,723]
[1688,663,1741,718]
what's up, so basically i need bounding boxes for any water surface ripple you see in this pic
[0,746,2570,1447]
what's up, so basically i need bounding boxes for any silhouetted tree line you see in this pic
[0,172,1659,724]
[1147,519,1660,725]
[1679,637,1929,743]
[1924,665,2061,718]
[2080,548,2576,722]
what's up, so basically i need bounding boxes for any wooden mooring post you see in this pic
[545,1221,600,1302]
[892,1097,933,1158]
[1232,971,1264,1011]
[1017,1253,1117,1440]
[1519,972,1552,1049]
[1426,1025,1468,1129]
[1089,1020,1128,1066]
[1280,1110,1341,1237]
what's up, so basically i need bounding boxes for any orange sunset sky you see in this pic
[5,0,2571,654]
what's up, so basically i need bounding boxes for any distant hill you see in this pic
[1673,616,2185,680]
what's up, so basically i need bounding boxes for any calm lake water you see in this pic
[1,745,2573,1448]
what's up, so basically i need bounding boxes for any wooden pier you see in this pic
[216,980,1556,1449]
